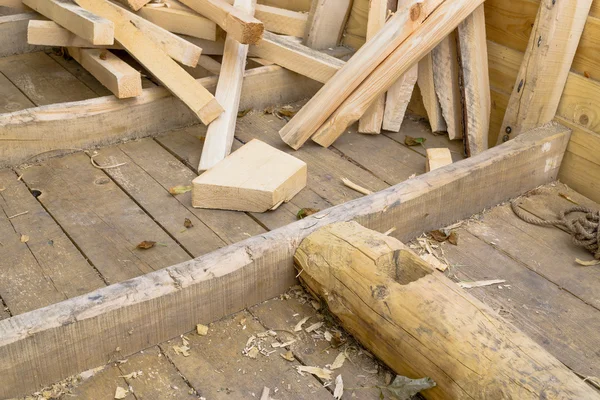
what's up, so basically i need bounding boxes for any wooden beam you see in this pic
[67,48,142,99]
[310,0,485,148]
[498,0,592,144]
[254,4,306,37]
[0,12,45,57]
[358,0,387,134]
[178,0,263,44]
[114,0,150,11]
[74,0,223,125]
[280,0,445,150]
[22,0,114,45]
[198,0,256,171]
[294,221,598,399]
[249,31,344,84]
[432,32,463,140]
[457,4,489,156]
[0,65,321,169]
[137,3,217,41]
[382,64,417,132]
[27,19,119,49]
[417,53,447,133]
[303,0,351,50]
[0,123,571,399]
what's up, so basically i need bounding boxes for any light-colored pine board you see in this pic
[0,70,34,113]
[137,3,217,40]
[425,147,452,171]
[249,31,345,83]
[557,73,600,134]
[114,0,150,11]
[67,47,142,99]
[0,52,97,106]
[303,0,351,49]
[358,0,387,134]
[178,0,263,44]
[254,3,306,36]
[75,0,223,125]
[22,0,114,45]
[198,0,256,171]
[0,12,44,57]
[417,53,447,132]
[0,123,570,398]
[382,63,418,132]
[457,5,489,156]
[281,0,447,149]
[498,0,593,143]
[27,19,120,49]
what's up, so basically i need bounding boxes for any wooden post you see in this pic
[303,0,351,50]
[294,221,599,399]
[198,0,256,171]
[417,53,446,133]
[497,0,592,144]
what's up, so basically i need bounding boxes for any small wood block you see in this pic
[425,147,452,172]
[192,139,307,212]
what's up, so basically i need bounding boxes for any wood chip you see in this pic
[280,350,295,362]
[196,324,209,335]
[173,344,190,357]
[458,279,506,289]
[169,185,192,195]
[330,353,346,370]
[247,346,259,359]
[324,331,333,341]
[114,386,128,399]
[297,208,320,219]
[559,192,579,205]
[420,253,448,272]
[119,370,142,379]
[341,178,372,195]
[297,366,332,380]
[260,386,270,400]
[333,374,344,399]
[294,316,310,332]
[305,322,324,333]
[20,234,29,243]
[184,218,193,228]
[575,258,600,266]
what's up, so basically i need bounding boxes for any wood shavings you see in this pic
[333,375,343,399]
[280,351,295,361]
[559,192,579,205]
[272,339,296,348]
[196,324,209,335]
[305,322,324,332]
[296,366,332,380]
[575,258,600,266]
[119,370,142,379]
[173,337,190,357]
[85,151,127,170]
[247,347,259,359]
[458,279,506,289]
[324,331,333,341]
[8,211,28,219]
[330,353,346,370]
[341,178,372,195]
[420,253,448,272]
[294,316,310,332]
[114,386,129,399]
[260,387,271,400]
[20,234,29,243]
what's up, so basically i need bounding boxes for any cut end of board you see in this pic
[198,98,225,125]
[226,10,264,45]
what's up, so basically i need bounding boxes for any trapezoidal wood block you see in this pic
[192,139,307,212]
[294,221,599,399]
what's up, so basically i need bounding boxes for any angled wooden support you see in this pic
[311,0,485,148]
[0,124,571,399]
[75,0,222,124]
[457,4,489,156]
[382,63,418,132]
[303,0,351,50]
[417,53,447,133]
[22,0,114,45]
[358,0,388,134]
[249,31,344,84]
[280,0,446,150]
[67,48,142,99]
[498,0,593,144]
[1,12,45,57]
[254,4,307,37]
[178,0,263,44]
[198,0,256,171]
[137,3,217,41]
[114,0,150,11]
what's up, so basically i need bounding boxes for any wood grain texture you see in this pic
[22,0,114,44]
[303,0,351,49]
[137,3,217,40]
[417,53,446,132]
[0,123,570,398]
[425,147,452,171]
[254,3,307,36]
[113,0,150,11]
[498,0,592,143]
[0,12,45,57]
[27,19,119,49]
[382,63,418,132]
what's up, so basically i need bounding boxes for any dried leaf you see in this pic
[458,279,506,289]
[559,192,579,205]
[237,109,251,118]
[183,218,194,228]
[575,258,600,266]
[381,375,436,399]
[324,331,333,341]
[263,105,275,114]
[297,208,320,219]
[429,230,448,242]
[447,231,459,246]
[297,366,332,380]
[330,331,345,348]
[294,316,310,332]
[196,324,209,335]
[114,386,129,399]
[404,135,426,146]
[247,347,259,359]
[305,322,323,333]
[20,234,29,243]
[169,185,192,195]
[99,50,108,60]
[137,241,156,249]
[333,375,344,399]
[330,353,346,370]
[280,351,295,362]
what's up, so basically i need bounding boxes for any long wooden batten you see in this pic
[0,123,571,398]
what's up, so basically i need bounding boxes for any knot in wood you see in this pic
[371,284,389,300]
[409,4,421,21]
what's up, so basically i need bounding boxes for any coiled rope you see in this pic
[511,201,600,259]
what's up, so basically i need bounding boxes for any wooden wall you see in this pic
[340,0,600,202]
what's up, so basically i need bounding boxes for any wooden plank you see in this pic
[178,0,263,44]
[303,0,351,49]
[0,0,31,11]
[75,0,223,125]
[198,0,256,171]
[249,31,345,84]
[358,0,387,134]
[114,0,150,11]
[311,0,485,148]
[0,52,97,106]
[382,64,418,132]
[254,4,306,37]
[0,70,34,113]
[27,19,120,49]
[0,65,320,169]
[137,3,217,41]
[498,0,593,143]
[22,0,114,45]
[281,0,446,149]
[48,52,114,96]
[0,12,45,57]
[431,32,463,140]
[67,48,142,99]
[457,5,489,156]
[417,53,447,132]
[0,123,570,398]
[194,139,307,211]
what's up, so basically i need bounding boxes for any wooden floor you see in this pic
[2,51,599,398]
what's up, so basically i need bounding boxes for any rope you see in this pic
[511,201,600,259]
